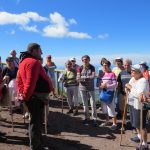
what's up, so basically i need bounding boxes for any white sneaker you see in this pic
[22,112,29,119]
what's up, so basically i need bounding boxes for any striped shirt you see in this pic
[100,72,117,91]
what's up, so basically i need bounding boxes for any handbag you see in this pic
[100,89,114,104]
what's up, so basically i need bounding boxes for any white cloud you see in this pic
[43,12,91,39]
[0,11,48,25]
[0,11,47,33]
[20,25,39,32]
[43,25,68,38]
[67,32,92,39]
[98,33,109,39]
[0,11,91,38]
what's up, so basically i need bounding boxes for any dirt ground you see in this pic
[0,98,150,150]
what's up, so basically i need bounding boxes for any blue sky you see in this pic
[0,0,150,66]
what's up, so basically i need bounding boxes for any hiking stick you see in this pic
[61,82,64,114]
[140,103,143,146]
[10,102,14,132]
[120,91,129,146]
[44,102,47,135]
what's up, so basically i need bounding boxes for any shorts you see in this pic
[132,108,148,129]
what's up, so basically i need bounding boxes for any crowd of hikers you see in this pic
[0,43,150,150]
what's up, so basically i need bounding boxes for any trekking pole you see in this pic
[120,90,129,146]
[44,101,47,135]
[61,82,64,114]
[140,102,143,146]
[10,102,14,132]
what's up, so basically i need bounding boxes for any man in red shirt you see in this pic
[17,43,53,150]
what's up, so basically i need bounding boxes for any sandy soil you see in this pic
[0,98,150,150]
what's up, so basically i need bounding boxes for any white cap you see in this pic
[139,61,147,65]
[70,57,76,61]
[131,64,144,73]
[114,57,123,61]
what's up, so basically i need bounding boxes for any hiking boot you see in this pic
[73,109,78,116]
[130,136,140,143]
[82,119,90,125]
[136,145,149,150]
[92,120,97,127]
[66,109,73,114]
[0,131,6,136]
[110,124,117,130]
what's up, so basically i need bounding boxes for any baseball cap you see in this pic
[131,64,144,73]
[114,57,123,61]
[70,57,76,61]
[139,61,147,65]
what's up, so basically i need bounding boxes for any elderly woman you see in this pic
[99,59,117,130]
[44,55,57,95]
[2,57,18,107]
[2,57,18,83]
[126,64,149,150]
[60,60,79,116]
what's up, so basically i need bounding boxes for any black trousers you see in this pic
[26,96,44,150]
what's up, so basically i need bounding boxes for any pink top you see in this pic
[100,72,117,91]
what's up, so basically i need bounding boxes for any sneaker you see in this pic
[66,109,73,114]
[92,120,97,127]
[22,112,29,119]
[110,124,117,130]
[73,109,78,116]
[130,136,140,143]
[82,119,90,125]
[136,145,149,150]
[99,122,108,127]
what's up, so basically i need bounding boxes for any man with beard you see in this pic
[17,43,53,150]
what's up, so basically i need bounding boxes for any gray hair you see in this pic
[124,59,132,65]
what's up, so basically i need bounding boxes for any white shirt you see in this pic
[128,77,136,106]
[129,77,149,110]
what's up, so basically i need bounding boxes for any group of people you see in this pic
[59,56,150,150]
[0,43,150,150]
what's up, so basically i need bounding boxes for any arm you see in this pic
[16,70,24,94]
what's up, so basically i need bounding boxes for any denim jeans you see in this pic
[80,90,97,120]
